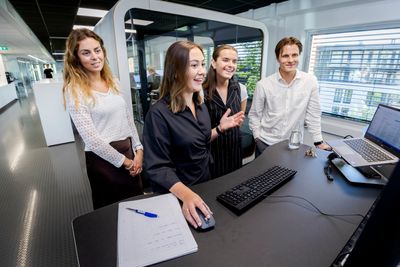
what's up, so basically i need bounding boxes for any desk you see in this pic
[72,141,381,267]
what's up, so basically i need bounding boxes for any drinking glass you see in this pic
[288,130,301,150]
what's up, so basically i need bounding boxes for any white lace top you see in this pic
[65,86,143,167]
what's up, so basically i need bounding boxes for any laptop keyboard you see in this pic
[216,166,296,215]
[344,139,394,162]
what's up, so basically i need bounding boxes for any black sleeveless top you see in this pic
[205,80,242,178]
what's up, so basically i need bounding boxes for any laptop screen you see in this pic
[365,104,400,157]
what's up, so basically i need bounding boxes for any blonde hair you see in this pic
[62,28,118,108]
[147,66,156,73]
[160,40,204,113]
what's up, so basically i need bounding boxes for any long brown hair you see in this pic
[203,44,237,101]
[159,40,204,113]
[62,28,117,108]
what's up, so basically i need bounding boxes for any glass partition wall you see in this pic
[124,8,263,123]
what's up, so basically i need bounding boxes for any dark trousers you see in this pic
[255,138,269,158]
[85,138,143,209]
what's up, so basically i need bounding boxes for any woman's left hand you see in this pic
[219,108,245,132]
[129,149,143,177]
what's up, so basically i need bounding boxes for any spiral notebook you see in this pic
[117,193,198,267]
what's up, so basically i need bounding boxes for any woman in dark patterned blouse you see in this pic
[203,45,248,178]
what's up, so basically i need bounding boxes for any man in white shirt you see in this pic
[248,36,331,157]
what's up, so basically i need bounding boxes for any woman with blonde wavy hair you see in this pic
[63,28,144,209]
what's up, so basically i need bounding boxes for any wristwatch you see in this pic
[216,125,223,135]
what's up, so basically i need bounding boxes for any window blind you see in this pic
[308,28,400,121]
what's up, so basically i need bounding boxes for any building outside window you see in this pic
[308,27,400,121]
[232,40,262,96]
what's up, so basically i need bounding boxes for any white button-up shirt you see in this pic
[248,70,323,145]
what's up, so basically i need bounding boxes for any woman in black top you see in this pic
[143,41,244,229]
[203,45,247,178]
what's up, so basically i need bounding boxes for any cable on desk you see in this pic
[266,195,365,219]
[325,152,339,181]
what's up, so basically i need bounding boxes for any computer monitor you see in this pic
[342,161,400,266]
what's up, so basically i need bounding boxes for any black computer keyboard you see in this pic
[343,139,393,162]
[217,165,297,215]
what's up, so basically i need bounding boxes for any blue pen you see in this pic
[126,208,158,218]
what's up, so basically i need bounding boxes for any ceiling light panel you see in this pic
[77,8,108,18]
[124,18,153,26]
[73,25,95,31]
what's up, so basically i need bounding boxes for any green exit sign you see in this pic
[0,46,9,51]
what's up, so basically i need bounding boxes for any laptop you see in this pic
[328,104,400,167]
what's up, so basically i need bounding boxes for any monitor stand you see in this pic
[356,165,382,179]
[371,163,397,179]
[331,158,388,186]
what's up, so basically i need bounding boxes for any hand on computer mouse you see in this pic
[174,186,214,228]
[184,203,214,230]
[194,207,215,231]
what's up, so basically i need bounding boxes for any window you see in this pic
[231,41,262,96]
[341,107,350,116]
[333,88,343,103]
[124,8,264,121]
[333,88,352,104]
[343,89,353,104]
[308,27,400,121]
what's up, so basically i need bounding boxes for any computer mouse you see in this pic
[194,208,215,231]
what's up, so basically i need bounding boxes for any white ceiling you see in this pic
[0,0,53,62]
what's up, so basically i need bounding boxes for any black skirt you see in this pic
[85,138,143,209]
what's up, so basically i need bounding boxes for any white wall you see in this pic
[3,55,21,81]
[239,0,400,76]
[0,83,18,108]
[239,0,400,137]
[54,61,64,80]
[0,54,8,85]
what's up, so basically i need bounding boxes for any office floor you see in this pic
[0,90,92,267]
